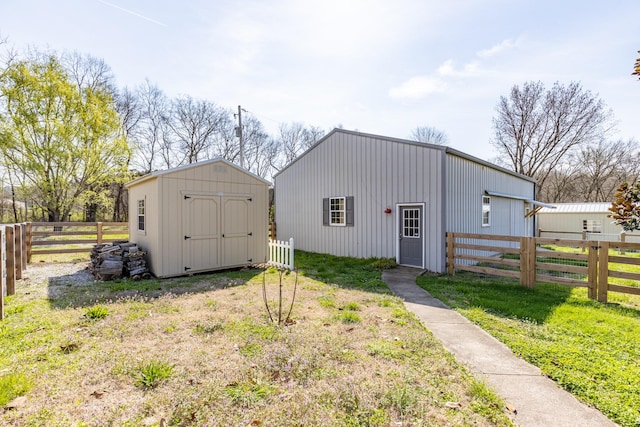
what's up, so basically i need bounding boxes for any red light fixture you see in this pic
[384,207,392,214]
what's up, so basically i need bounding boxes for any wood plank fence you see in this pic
[28,222,129,260]
[447,232,640,303]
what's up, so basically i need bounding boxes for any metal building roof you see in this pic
[537,202,612,214]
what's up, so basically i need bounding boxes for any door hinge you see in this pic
[184,235,191,240]
[184,195,191,200]
[222,233,225,238]
[248,258,252,262]
[184,266,191,271]
[248,232,253,236]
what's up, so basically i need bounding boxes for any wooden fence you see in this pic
[28,222,129,261]
[447,232,640,303]
[1,223,29,320]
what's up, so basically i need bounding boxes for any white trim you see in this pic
[482,195,491,227]
[395,202,426,269]
[484,190,555,209]
[137,198,146,234]
[329,196,346,226]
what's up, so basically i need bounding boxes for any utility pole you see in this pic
[235,105,244,168]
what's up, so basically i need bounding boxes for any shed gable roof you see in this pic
[125,158,271,188]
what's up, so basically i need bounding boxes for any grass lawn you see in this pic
[0,252,512,426]
[417,272,640,427]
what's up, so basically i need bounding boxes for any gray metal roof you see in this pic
[537,202,612,214]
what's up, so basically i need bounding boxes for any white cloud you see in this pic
[477,38,520,58]
[388,76,447,99]
[437,59,480,77]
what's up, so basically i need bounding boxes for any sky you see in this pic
[0,0,638,161]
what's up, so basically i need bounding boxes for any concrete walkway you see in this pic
[382,266,617,427]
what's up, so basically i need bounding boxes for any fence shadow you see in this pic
[416,272,575,324]
[46,265,264,310]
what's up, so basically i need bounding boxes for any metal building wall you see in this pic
[274,130,445,272]
[445,154,535,237]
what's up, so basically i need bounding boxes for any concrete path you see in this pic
[382,266,617,427]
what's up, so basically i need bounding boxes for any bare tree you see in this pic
[240,115,277,179]
[166,95,228,165]
[571,138,639,202]
[132,79,171,173]
[409,126,448,145]
[271,122,324,171]
[491,81,614,200]
[634,50,640,80]
[62,51,116,94]
[111,86,143,221]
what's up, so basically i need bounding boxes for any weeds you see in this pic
[0,255,512,426]
[133,361,174,389]
[83,305,109,320]
[0,373,32,406]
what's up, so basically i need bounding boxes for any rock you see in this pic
[5,396,27,410]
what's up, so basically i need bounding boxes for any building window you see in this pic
[403,208,420,238]
[482,196,491,227]
[583,219,602,233]
[137,199,145,232]
[330,197,346,226]
[323,196,354,227]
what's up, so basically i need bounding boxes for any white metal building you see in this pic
[537,202,640,242]
[274,129,540,272]
[126,159,270,278]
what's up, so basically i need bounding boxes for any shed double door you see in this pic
[182,193,253,273]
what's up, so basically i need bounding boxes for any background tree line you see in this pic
[0,46,327,223]
[491,80,638,203]
[0,41,637,223]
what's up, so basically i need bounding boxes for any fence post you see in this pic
[97,222,103,245]
[14,224,22,280]
[446,232,455,275]
[597,241,609,303]
[6,226,15,296]
[620,232,626,255]
[26,222,32,264]
[21,223,27,272]
[0,227,3,320]
[587,242,598,300]
[527,237,536,288]
[581,231,587,252]
[289,237,294,270]
[519,236,528,287]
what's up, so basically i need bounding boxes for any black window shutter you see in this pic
[346,196,354,227]
[322,198,329,226]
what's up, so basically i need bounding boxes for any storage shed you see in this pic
[537,202,640,242]
[274,129,543,272]
[126,159,270,278]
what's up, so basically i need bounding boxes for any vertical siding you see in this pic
[127,178,160,275]
[129,160,268,278]
[537,213,624,237]
[445,154,534,237]
[274,131,445,272]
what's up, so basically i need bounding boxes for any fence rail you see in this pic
[447,232,640,303]
[27,222,128,260]
[268,238,294,270]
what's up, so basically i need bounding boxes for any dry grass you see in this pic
[1,259,512,426]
